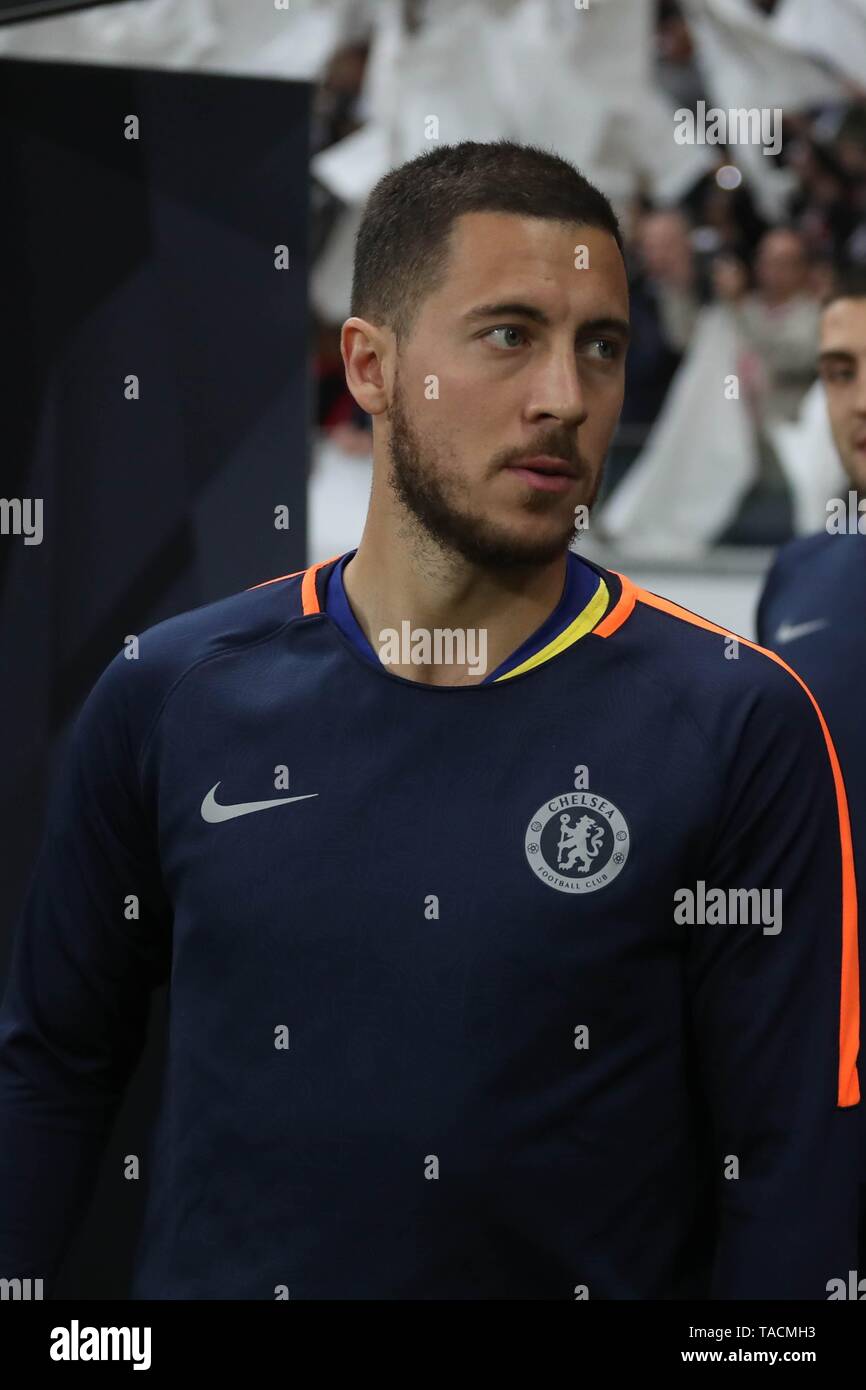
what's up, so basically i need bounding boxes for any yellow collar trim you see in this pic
[493,576,610,682]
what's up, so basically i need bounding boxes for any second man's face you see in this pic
[819,297,866,493]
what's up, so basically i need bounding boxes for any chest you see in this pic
[150,676,716,998]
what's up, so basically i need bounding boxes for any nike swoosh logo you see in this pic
[201,782,318,823]
[774,619,829,644]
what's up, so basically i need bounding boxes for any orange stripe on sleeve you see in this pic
[247,555,343,613]
[593,570,637,637]
[599,574,860,1107]
[300,555,343,615]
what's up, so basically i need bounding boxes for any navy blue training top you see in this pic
[0,552,859,1300]
[758,531,866,1196]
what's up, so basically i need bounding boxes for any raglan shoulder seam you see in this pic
[134,607,315,789]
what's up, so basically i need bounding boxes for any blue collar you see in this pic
[325,549,600,683]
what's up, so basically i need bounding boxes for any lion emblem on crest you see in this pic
[556,813,605,873]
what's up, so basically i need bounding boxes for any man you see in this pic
[0,140,859,1300]
[757,267,866,1268]
[714,228,822,543]
[715,228,821,432]
[620,208,700,433]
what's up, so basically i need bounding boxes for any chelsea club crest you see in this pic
[525,791,630,894]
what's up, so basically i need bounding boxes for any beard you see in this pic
[385,368,599,569]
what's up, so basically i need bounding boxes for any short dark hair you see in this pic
[350,139,624,343]
[822,265,866,311]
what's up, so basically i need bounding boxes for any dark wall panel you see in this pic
[0,57,311,1296]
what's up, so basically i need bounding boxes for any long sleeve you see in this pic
[0,652,172,1295]
[688,661,860,1298]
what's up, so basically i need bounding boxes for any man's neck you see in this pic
[342,530,570,687]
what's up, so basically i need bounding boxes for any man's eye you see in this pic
[484,326,528,349]
[585,338,619,361]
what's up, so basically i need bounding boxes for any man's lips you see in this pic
[504,455,579,494]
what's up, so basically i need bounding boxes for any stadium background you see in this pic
[1,0,864,1296]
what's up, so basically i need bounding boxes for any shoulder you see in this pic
[73,570,309,754]
[758,531,855,638]
[135,568,307,671]
[593,567,832,743]
[763,532,835,587]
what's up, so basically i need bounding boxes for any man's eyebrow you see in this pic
[818,348,857,364]
[581,316,631,343]
[463,300,552,326]
[463,302,630,340]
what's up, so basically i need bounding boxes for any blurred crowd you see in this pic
[4,0,859,550]
[312,0,866,547]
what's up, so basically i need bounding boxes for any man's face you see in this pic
[754,231,808,302]
[383,211,629,567]
[638,211,690,281]
[818,297,866,492]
